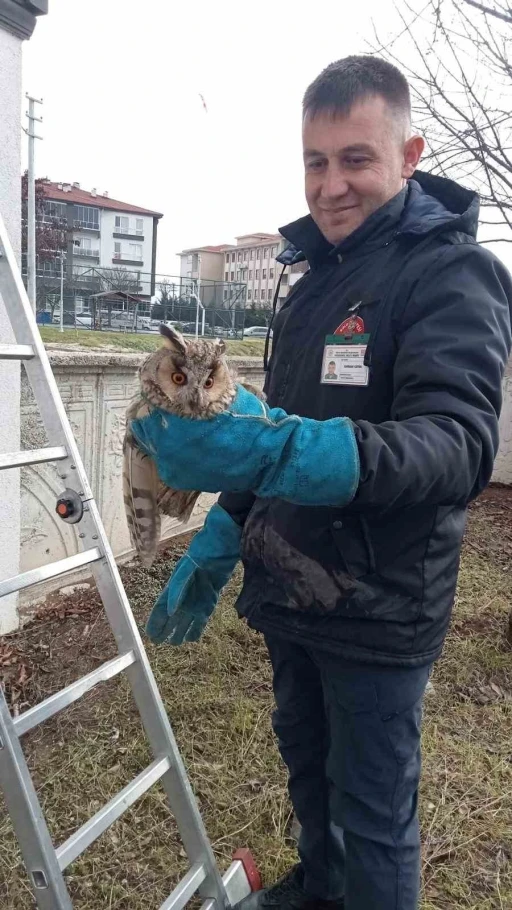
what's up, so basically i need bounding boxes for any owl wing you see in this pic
[157,484,201,525]
[123,399,162,568]
[240,381,266,401]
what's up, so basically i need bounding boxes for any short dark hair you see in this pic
[303,55,411,123]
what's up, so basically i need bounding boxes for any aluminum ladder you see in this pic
[0,213,256,909]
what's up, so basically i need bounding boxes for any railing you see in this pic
[73,219,100,231]
[74,248,100,258]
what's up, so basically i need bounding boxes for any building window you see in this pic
[244,251,248,261]
[250,250,254,260]
[42,200,67,223]
[262,269,266,279]
[249,270,253,280]
[270,268,274,279]
[114,242,142,261]
[73,205,99,231]
[136,218,144,235]
[254,289,258,300]
[261,289,266,301]
[255,269,260,279]
[225,271,228,281]
[115,215,130,232]
[264,247,269,257]
[272,244,278,256]
[237,252,242,262]
[248,290,252,300]
[223,288,228,300]
[232,252,236,262]
[74,236,99,258]
[230,271,234,281]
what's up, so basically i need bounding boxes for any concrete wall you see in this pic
[0,27,22,633]
[494,358,512,486]
[18,351,265,616]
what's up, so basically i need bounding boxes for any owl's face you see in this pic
[140,325,236,418]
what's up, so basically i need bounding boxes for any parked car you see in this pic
[181,322,199,334]
[243,325,271,337]
[109,313,152,332]
[75,314,93,328]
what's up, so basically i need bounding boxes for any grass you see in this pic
[0,488,511,908]
[39,326,266,358]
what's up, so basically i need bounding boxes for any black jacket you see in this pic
[220,172,512,667]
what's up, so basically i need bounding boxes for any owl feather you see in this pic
[123,324,265,567]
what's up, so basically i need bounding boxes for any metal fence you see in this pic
[37,301,248,338]
[30,265,250,338]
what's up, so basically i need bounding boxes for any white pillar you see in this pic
[0,26,22,633]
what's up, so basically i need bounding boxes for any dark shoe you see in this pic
[233,864,344,910]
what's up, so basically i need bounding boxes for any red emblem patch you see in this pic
[334,315,365,336]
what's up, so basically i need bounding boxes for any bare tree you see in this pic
[372,0,512,241]
[97,267,140,295]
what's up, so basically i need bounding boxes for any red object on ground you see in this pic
[232,848,262,892]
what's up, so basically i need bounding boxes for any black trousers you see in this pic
[265,635,431,910]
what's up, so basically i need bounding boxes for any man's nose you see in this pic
[320,163,349,199]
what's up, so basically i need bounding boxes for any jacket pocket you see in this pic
[329,513,375,578]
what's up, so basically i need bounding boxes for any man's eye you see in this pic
[346,157,370,167]
[307,160,325,171]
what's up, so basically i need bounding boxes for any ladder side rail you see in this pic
[0,690,74,910]
[85,500,228,908]
[0,215,93,502]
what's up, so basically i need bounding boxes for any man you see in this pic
[324,361,338,381]
[132,56,512,910]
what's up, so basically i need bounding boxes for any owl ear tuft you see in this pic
[160,324,187,354]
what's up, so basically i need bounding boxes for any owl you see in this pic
[123,323,263,567]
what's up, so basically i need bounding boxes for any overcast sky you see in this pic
[22,0,512,275]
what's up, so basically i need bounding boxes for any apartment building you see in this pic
[179,232,288,309]
[38,181,163,298]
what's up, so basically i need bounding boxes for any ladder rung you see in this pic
[14,651,136,737]
[159,863,207,910]
[0,446,67,470]
[0,344,35,360]
[0,548,103,598]
[56,756,172,870]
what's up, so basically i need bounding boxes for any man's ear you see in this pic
[402,134,425,179]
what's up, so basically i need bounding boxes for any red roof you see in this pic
[40,181,163,218]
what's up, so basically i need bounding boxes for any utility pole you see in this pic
[59,250,65,333]
[25,94,43,313]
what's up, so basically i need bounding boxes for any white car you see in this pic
[243,325,272,337]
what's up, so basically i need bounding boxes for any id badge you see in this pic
[321,333,370,387]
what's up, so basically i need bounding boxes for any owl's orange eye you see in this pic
[171,372,187,386]
[204,376,214,389]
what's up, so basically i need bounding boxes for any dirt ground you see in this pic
[0,486,511,909]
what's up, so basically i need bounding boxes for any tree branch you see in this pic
[461,0,512,23]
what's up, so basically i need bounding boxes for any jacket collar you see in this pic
[278,170,480,268]
[279,186,408,267]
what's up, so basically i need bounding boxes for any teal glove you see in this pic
[131,385,360,508]
[146,503,241,645]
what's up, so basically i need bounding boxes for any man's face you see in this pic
[328,362,336,374]
[303,95,423,245]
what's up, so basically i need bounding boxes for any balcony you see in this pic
[113,230,145,241]
[113,252,143,266]
[74,247,100,259]
[73,219,100,232]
